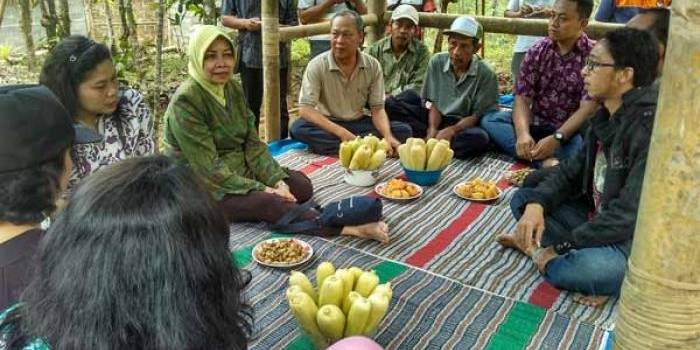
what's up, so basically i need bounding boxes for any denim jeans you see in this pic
[510,188,629,296]
[480,110,583,163]
[290,117,412,155]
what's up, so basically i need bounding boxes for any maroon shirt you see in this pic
[515,33,595,129]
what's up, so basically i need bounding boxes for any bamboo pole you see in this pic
[279,12,619,42]
[364,0,386,46]
[262,0,280,141]
[279,13,377,41]
[0,0,7,30]
[613,1,700,349]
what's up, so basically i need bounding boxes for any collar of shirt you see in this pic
[443,54,480,85]
[328,49,368,72]
[543,32,592,57]
[381,36,418,55]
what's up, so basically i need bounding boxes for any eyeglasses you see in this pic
[584,58,617,71]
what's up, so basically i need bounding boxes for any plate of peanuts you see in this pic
[375,178,423,201]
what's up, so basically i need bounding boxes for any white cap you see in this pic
[444,15,482,38]
[391,4,419,26]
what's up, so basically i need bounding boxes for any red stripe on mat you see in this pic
[528,281,561,309]
[404,163,529,268]
[300,157,337,175]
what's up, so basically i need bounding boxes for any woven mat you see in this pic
[231,233,605,350]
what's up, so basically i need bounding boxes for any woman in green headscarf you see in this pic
[162,25,388,242]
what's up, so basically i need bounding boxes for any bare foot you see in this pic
[573,293,609,307]
[495,232,534,256]
[541,158,560,168]
[342,221,389,243]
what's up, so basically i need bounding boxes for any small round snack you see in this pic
[454,177,501,201]
[375,178,423,200]
[253,238,313,268]
[504,168,534,187]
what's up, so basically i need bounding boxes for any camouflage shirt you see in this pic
[161,78,288,199]
[366,36,431,96]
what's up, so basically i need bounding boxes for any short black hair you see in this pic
[39,35,112,119]
[562,0,594,20]
[603,28,659,87]
[640,8,670,47]
[331,10,365,34]
[0,150,67,225]
[2,155,252,349]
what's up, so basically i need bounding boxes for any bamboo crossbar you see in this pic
[278,12,622,42]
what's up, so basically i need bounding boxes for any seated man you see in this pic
[420,15,498,158]
[366,5,430,135]
[627,7,670,77]
[481,0,598,167]
[291,10,411,155]
[0,85,100,309]
[496,28,659,306]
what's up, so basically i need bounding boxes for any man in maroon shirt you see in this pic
[481,0,599,167]
[0,85,100,309]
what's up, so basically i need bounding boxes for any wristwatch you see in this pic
[553,130,565,143]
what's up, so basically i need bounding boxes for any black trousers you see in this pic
[238,62,290,139]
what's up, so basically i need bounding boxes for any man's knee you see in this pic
[452,128,490,159]
[544,249,627,295]
[480,110,512,127]
[390,121,413,141]
[509,188,536,219]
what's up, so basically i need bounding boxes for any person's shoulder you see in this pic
[119,87,146,105]
[429,52,449,66]
[528,37,553,55]
[361,52,382,70]
[307,52,329,70]
[412,39,430,55]
[578,33,596,53]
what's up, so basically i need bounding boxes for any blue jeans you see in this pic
[480,110,583,163]
[290,117,412,155]
[510,189,629,296]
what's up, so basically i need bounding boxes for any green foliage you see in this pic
[0,46,13,61]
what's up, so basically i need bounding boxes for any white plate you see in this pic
[252,238,314,268]
[453,183,502,202]
[374,180,423,201]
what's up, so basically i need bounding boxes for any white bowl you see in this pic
[343,169,378,187]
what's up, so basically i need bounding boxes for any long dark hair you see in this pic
[2,155,253,349]
[39,35,112,118]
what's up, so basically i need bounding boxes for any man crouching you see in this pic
[497,28,660,307]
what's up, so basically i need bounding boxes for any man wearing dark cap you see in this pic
[0,85,101,309]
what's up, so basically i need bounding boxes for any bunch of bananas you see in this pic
[286,262,393,346]
[339,135,389,171]
[398,138,454,171]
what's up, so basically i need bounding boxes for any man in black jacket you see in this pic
[496,28,660,306]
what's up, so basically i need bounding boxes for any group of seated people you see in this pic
[0,0,671,347]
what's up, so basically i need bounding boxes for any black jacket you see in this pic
[517,86,658,253]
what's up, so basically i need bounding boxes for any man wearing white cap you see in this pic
[367,4,430,135]
[420,15,499,158]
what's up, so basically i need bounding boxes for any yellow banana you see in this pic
[316,304,345,341]
[286,285,305,300]
[289,271,317,301]
[377,139,390,152]
[287,292,327,347]
[316,261,335,290]
[335,269,354,298]
[349,144,372,170]
[363,293,390,335]
[338,142,354,168]
[410,144,427,171]
[368,149,387,170]
[426,142,449,171]
[439,139,450,149]
[398,144,411,169]
[318,275,344,307]
[441,149,454,168]
[363,134,380,152]
[343,291,362,315]
[370,282,393,300]
[426,138,439,159]
[344,296,371,337]
[348,267,364,288]
[354,270,379,297]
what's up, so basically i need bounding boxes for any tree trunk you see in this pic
[83,0,94,37]
[19,0,36,69]
[40,0,59,45]
[125,0,139,52]
[0,0,7,30]
[117,0,130,52]
[57,0,70,38]
[154,0,165,122]
[433,0,451,53]
[103,0,116,52]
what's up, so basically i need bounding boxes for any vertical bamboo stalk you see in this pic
[154,0,165,124]
[103,0,116,51]
[0,0,7,29]
[613,1,700,349]
[364,0,386,46]
[262,0,280,141]
[83,0,94,37]
[57,0,71,37]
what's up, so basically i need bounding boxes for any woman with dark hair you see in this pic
[0,155,253,349]
[162,25,389,243]
[39,35,154,190]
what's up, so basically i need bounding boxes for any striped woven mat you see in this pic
[231,233,605,350]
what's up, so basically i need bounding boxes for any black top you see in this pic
[0,228,43,310]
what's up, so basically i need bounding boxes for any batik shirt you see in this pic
[69,88,155,190]
[161,78,288,200]
[366,36,431,95]
[515,33,595,129]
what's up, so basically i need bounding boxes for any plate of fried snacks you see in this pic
[504,168,534,187]
[253,238,314,268]
[454,178,501,202]
[375,178,423,201]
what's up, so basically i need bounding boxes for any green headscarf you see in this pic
[187,25,236,107]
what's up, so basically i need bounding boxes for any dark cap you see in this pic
[0,84,102,173]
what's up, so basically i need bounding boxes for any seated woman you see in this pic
[162,25,388,243]
[39,35,155,190]
[0,156,252,349]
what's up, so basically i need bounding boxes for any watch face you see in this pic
[554,132,564,141]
